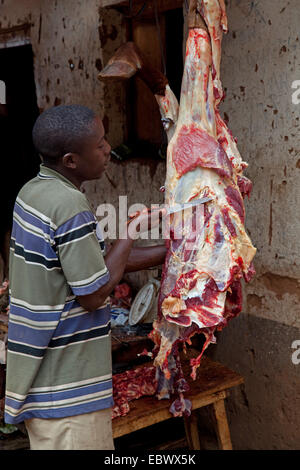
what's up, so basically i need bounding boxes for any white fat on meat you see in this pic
[149,1,256,413]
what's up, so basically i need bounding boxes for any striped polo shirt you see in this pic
[5,164,113,424]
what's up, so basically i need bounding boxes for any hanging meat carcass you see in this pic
[99,0,256,417]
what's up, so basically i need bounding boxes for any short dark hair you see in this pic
[32,104,97,162]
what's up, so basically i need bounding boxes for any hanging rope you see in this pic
[153,0,168,155]
[124,0,150,19]
[154,0,166,76]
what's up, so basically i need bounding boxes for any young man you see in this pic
[4,104,166,450]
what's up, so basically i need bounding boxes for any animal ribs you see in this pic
[99,0,256,418]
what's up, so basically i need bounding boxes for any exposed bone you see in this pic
[98,42,168,96]
[99,42,179,139]
[100,1,256,418]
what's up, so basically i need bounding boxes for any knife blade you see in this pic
[167,196,213,215]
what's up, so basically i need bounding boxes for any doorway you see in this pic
[0,44,40,281]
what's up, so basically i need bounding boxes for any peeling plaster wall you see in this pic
[0,0,166,280]
[0,0,127,148]
[218,0,300,328]
[208,0,300,450]
[0,0,166,282]
[1,0,300,450]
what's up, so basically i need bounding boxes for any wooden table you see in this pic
[112,356,244,450]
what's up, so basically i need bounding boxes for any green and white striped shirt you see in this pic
[5,165,113,424]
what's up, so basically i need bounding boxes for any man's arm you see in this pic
[124,245,166,273]
[77,210,166,312]
[77,235,134,312]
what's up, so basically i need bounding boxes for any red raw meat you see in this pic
[111,282,132,308]
[173,124,233,179]
[100,1,256,420]
[149,1,256,416]
[112,365,157,419]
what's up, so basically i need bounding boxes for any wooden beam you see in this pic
[101,0,184,15]
[101,0,125,6]
[113,390,228,438]
[0,22,31,36]
[184,411,201,450]
[212,399,233,450]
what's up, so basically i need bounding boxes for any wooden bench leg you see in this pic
[212,399,232,450]
[184,411,201,450]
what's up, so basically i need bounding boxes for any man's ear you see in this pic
[62,152,79,169]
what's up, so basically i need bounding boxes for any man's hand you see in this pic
[77,207,166,312]
[127,207,167,240]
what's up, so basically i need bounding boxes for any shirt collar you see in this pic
[38,164,80,192]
